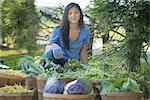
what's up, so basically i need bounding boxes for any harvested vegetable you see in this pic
[0,84,32,93]
[99,77,141,93]
[64,80,86,94]
[44,77,65,94]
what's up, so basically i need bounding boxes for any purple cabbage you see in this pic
[44,77,65,94]
[64,80,86,94]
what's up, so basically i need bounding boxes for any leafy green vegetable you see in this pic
[78,78,92,94]
[100,80,115,93]
[122,78,140,92]
[99,77,141,93]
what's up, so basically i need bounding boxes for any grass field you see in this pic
[0,49,28,57]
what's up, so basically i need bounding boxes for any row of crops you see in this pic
[0,55,146,100]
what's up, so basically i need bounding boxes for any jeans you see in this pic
[44,49,68,66]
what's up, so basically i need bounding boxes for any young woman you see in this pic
[44,3,91,66]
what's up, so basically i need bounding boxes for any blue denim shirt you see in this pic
[49,26,90,60]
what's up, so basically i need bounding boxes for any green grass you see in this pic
[0,46,44,70]
[0,49,28,57]
[0,49,27,69]
[1,54,22,70]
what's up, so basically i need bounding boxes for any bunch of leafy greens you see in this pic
[99,77,140,93]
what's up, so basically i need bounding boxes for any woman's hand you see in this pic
[51,43,64,59]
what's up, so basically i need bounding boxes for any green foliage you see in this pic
[138,60,150,80]
[122,78,140,92]
[2,55,22,70]
[90,0,150,72]
[89,54,150,98]
[138,61,150,98]
[17,55,47,75]
[66,59,83,71]
[1,0,39,51]
[99,78,140,93]
[89,52,125,70]
[78,78,93,94]
[121,32,142,71]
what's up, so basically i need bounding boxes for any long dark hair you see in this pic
[60,3,84,49]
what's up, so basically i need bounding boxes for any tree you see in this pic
[1,0,39,52]
[0,0,4,45]
[90,0,150,72]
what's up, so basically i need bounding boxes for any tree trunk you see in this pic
[102,33,109,44]
[88,31,94,56]
[126,32,142,72]
[0,0,4,46]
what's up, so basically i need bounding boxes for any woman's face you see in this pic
[68,7,80,24]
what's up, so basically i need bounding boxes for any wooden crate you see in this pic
[25,76,37,90]
[0,92,33,100]
[0,75,25,87]
[43,93,94,100]
[37,77,47,100]
[100,92,143,100]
